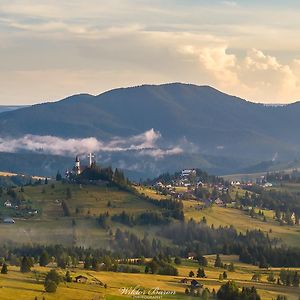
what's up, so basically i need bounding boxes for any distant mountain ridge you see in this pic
[0,83,300,178]
[0,105,27,114]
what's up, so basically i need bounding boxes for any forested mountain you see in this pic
[0,83,300,178]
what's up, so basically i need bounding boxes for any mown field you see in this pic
[0,255,299,300]
[184,203,300,247]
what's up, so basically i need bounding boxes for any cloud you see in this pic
[180,45,300,102]
[138,147,183,159]
[0,129,183,159]
[241,48,299,101]
[2,0,300,104]
[182,45,239,88]
[245,48,281,71]
[221,1,238,7]
[114,128,161,149]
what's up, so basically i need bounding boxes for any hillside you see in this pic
[0,179,299,248]
[0,181,299,299]
[1,83,300,178]
[0,181,162,248]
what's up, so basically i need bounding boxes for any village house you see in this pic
[181,169,196,177]
[190,279,202,288]
[187,252,197,260]
[180,278,188,284]
[196,181,204,187]
[4,200,12,208]
[75,275,88,283]
[231,181,241,186]
[291,212,300,225]
[214,198,224,206]
[155,182,164,188]
[3,218,15,224]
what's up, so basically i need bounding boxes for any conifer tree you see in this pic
[1,263,8,274]
[214,254,222,268]
[20,256,31,273]
[39,251,50,267]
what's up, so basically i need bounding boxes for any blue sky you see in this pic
[1,0,300,104]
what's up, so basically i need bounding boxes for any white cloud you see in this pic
[138,147,183,159]
[241,48,300,101]
[245,48,281,71]
[184,45,239,88]
[0,129,183,159]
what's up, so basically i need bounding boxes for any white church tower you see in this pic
[74,156,81,175]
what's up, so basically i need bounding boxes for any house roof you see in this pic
[191,279,199,286]
[3,218,15,223]
[75,275,88,279]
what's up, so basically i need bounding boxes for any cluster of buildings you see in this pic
[230,176,273,188]
[65,153,96,178]
[156,169,199,189]
[154,169,228,204]
[2,199,38,224]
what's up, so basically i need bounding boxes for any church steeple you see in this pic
[74,156,81,175]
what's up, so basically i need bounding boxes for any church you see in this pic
[66,153,96,178]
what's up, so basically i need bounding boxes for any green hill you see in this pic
[0,180,299,249]
[0,181,163,248]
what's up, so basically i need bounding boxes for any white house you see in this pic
[181,169,196,177]
[215,198,224,206]
[4,200,12,208]
[3,218,15,224]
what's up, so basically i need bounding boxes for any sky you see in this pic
[1,0,300,104]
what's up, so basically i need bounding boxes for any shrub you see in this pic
[45,280,57,293]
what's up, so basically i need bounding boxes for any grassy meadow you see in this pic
[0,255,299,300]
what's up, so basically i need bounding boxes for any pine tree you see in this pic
[45,280,57,293]
[56,171,62,181]
[202,288,210,300]
[39,251,50,267]
[228,262,235,272]
[217,281,239,300]
[65,271,72,282]
[293,272,300,287]
[174,257,181,265]
[197,267,206,278]
[45,269,61,286]
[223,271,228,279]
[214,254,222,268]
[198,256,208,267]
[1,263,8,274]
[20,256,31,273]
